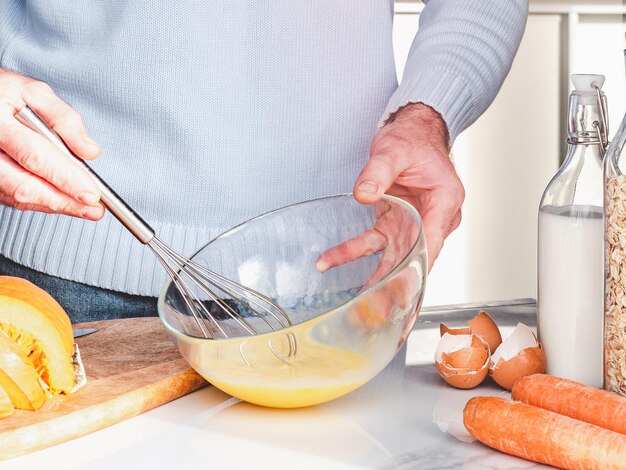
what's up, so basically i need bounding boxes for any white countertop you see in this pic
[2,301,549,470]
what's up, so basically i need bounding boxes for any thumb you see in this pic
[353,151,405,204]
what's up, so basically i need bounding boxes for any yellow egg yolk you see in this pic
[202,338,371,408]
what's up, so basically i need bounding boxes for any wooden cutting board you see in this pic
[0,317,207,461]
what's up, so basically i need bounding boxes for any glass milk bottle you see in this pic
[604,111,626,396]
[537,74,608,387]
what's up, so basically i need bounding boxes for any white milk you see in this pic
[537,205,604,387]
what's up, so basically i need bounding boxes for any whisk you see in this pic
[17,106,296,352]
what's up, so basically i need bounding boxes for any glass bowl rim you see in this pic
[157,193,425,342]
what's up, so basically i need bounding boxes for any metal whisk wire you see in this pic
[18,105,297,359]
[148,236,294,338]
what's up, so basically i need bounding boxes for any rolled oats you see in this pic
[605,176,626,396]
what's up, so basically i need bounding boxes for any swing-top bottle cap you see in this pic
[571,74,605,93]
[568,74,608,145]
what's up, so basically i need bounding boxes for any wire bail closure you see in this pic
[594,84,609,152]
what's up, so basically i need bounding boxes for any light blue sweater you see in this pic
[0,1,528,296]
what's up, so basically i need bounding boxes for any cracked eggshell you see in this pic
[433,388,482,443]
[434,333,490,389]
[489,323,546,390]
[467,311,502,354]
[439,323,471,336]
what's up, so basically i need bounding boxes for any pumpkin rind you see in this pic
[0,276,74,394]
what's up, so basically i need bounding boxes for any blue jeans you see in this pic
[0,255,157,323]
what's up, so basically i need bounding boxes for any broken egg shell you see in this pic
[435,360,489,389]
[444,335,490,370]
[432,388,481,443]
[489,346,546,390]
[488,323,546,390]
[467,311,502,354]
[434,333,490,389]
[440,323,471,336]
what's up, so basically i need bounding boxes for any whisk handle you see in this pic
[16,105,155,244]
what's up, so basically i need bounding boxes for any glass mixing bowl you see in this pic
[157,194,427,408]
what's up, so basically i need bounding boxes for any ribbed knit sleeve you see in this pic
[381,0,529,143]
[0,1,21,58]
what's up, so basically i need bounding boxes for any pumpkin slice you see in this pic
[0,276,74,394]
[0,331,46,410]
[0,384,15,418]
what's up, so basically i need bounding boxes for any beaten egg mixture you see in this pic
[200,334,372,408]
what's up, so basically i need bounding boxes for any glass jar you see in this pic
[604,111,626,396]
[537,74,607,387]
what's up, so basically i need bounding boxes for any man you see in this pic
[0,1,528,321]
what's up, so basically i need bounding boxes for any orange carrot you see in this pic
[463,396,626,469]
[512,374,626,435]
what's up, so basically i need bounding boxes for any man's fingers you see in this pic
[316,229,387,272]
[0,112,101,205]
[20,80,100,160]
[0,70,103,219]
[353,151,407,205]
[0,151,104,220]
[420,198,462,271]
[362,249,398,291]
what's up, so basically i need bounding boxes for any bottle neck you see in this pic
[554,141,605,208]
[564,141,605,162]
[567,92,609,149]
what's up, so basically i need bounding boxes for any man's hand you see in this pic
[317,103,464,274]
[352,103,463,271]
[0,68,104,219]
[314,104,461,335]
[316,198,421,288]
